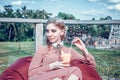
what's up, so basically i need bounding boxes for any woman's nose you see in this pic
[47,32,52,36]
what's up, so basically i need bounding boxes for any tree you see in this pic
[14,9,22,18]
[89,25,98,36]
[25,10,35,18]
[1,5,18,41]
[58,12,76,20]
[21,5,27,18]
[34,9,52,19]
[97,16,112,38]
[0,23,7,41]
[41,10,52,19]
[100,17,105,20]
[1,5,78,41]
[105,16,112,20]
[3,5,14,17]
[7,23,18,41]
[91,18,95,20]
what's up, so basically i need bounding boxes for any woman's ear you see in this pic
[60,29,65,36]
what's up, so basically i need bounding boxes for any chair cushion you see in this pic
[0,57,102,80]
[0,56,32,80]
[70,59,102,80]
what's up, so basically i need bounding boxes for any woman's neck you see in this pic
[52,41,64,48]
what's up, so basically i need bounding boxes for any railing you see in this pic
[0,18,120,51]
[1,18,120,24]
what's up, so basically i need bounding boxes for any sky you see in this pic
[0,0,120,20]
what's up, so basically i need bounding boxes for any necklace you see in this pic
[52,41,64,55]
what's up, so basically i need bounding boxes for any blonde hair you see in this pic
[45,17,66,47]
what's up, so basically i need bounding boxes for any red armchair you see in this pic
[0,57,102,80]
[0,56,32,80]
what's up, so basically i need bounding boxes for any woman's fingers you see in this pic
[72,37,85,47]
[72,37,80,43]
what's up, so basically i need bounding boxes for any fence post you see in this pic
[35,23,43,52]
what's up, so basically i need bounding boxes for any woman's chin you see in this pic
[49,40,55,43]
[48,39,60,43]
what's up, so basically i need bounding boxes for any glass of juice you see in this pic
[61,42,73,66]
[62,53,71,66]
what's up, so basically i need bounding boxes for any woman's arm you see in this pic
[72,37,96,68]
[28,46,50,76]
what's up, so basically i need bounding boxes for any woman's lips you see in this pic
[48,38,54,41]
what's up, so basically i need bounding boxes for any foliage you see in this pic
[0,5,113,41]
[0,22,34,41]
[58,12,76,20]
[0,5,52,41]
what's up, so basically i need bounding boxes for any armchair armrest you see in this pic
[0,56,32,80]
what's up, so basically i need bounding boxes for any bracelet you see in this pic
[82,49,89,57]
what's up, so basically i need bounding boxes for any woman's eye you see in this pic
[52,29,56,33]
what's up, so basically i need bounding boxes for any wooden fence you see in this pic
[0,18,120,51]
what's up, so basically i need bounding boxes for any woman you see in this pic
[28,17,97,80]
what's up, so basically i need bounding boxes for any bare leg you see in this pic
[53,78,62,80]
[68,74,79,80]
[68,67,82,80]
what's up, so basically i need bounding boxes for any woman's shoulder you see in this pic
[37,45,48,49]
[36,45,47,53]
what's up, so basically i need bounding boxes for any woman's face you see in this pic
[46,23,64,43]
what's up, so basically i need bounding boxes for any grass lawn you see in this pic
[86,48,120,79]
[0,42,120,79]
[0,41,34,74]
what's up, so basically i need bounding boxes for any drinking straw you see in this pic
[68,42,73,54]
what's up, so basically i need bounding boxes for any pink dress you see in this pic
[28,46,95,80]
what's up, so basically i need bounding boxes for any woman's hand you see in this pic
[72,37,96,67]
[49,61,64,70]
[72,37,88,56]
[72,37,86,52]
